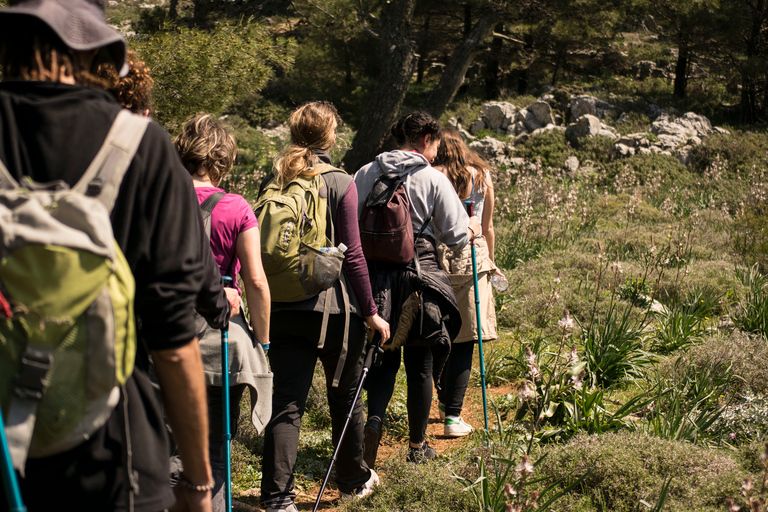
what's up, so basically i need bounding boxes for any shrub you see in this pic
[689,130,768,175]
[131,21,296,131]
[516,130,569,168]
[708,391,768,445]
[535,431,747,512]
[340,458,476,512]
[732,265,768,339]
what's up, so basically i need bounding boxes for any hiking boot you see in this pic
[438,402,446,420]
[265,504,298,512]
[363,417,382,469]
[406,441,437,464]
[444,416,473,437]
[340,469,380,501]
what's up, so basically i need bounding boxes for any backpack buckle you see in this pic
[13,346,53,401]
[86,178,104,197]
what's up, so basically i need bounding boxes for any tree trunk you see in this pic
[740,0,766,123]
[417,14,431,83]
[484,22,504,99]
[168,0,178,21]
[422,4,504,119]
[673,41,688,99]
[341,0,418,173]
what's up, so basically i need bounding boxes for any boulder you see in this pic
[564,156,580,173]
[569,95,615,120]
[530,124,566,137]
[676,146,695,166]
[468,137,510,163]
[633,60,657,80]
[469,119,486,135]
[458,128,473,142]
[715,126,731,136]
[565,114,601,145]
[516,101,555,132]
[598,129,619,140]
[611,144,636,159]
[481,102,518,131]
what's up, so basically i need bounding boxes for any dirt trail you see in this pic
[236,382,516,511]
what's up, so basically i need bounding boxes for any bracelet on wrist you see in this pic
[179,472,215,493]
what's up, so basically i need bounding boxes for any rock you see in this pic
[715,126,731,136]
[564,156,580,173]
[469,119,486,135]
[458,128,473,142]
[536,84,555,95]
[513,133,529,145]
[634,60,657,80]
[468,137,510,163]
[638,147,652,155]
[569,95,615,120]
[598,129,619,140]
[554,114,563,126]
[565,114,601,145]
[108,0,118,6]
[611,144,636,159]
[516,101,554,132]
[447,117,459,128]
[676,145,695,166]
[508,158,526,168]
[481,102,518,131]
[530,124,565,137]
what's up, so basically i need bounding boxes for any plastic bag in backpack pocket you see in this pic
[298,243,343,296]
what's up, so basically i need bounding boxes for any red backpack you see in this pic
[359,174,414,264]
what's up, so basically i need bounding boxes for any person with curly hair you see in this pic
[97,49,154,116]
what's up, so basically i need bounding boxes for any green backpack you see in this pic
[0,110,147,473]
[255,165,346,302]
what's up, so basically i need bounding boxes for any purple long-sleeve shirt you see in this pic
[336,181,377,317]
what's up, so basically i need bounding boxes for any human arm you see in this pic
[236,227,271,345]
[336,180,390,343]
[152,342,212,512]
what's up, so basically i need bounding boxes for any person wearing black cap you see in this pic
[0,1,215,511]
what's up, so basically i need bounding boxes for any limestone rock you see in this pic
[468,137,510,163]
[570,95,615,120]
[516,101,555,132]
[565,114,601,145]
[469,119,486,135]
[481,102,518,131]
[564,156,580,173]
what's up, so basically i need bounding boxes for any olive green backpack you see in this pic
[0,110,147,473]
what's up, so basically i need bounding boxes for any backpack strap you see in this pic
[73,110,150,213]
[200,191,226,215]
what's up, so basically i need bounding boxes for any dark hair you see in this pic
[96,50,154,115]
[390,110,441,148]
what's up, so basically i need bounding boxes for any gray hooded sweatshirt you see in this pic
[354,150,470,250]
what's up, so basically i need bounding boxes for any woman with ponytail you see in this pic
[354,111,481,466]
[259,102,389,512]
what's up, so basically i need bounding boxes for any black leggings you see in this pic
[366,344,449,444]
[435,341,474,417]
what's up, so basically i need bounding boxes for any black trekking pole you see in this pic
[313,341,383,512]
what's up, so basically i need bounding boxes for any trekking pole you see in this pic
[313,341,383,512]
[0,410,26,512]
[221,276,233,512]
[465,201,489,433]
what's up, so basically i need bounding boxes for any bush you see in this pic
[131,21,295,131]
[689,131,768,175]
[516,130,569,168]
[535,431,747,512]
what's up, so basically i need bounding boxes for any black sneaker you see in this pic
[363,417,382,469]
[406,441,437,463]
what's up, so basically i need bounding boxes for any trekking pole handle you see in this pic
[364,342,384,370]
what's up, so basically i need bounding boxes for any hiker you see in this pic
[175,114,273,512]
[0,1,216,510]
[97,49,154,116]
[354,111,482,466]
[432,127,501,438]
[258,101,389,512]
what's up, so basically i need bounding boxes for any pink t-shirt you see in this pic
[196,187,259,288]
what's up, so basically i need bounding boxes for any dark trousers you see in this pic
[436,341,474,417]
[367,344,449,444]
[207,384,245,512]
[260,311,370,509]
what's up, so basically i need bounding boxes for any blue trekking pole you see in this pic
[221,276,233,511]
[0,410,26,512]
[465,201,489,432]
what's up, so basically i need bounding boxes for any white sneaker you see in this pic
[266,504,298,512]
[340,469,379,500]
[444,416,473,437]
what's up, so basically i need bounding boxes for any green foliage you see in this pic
[535,432,747,512]
[131,21,295,131]
[579,304,652,387]
[733,265,768,339]
[690,131,768,175]
[709,391,768,445]
[733,207,768,269]
[650,293,715,354]
[516,131,569,168]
